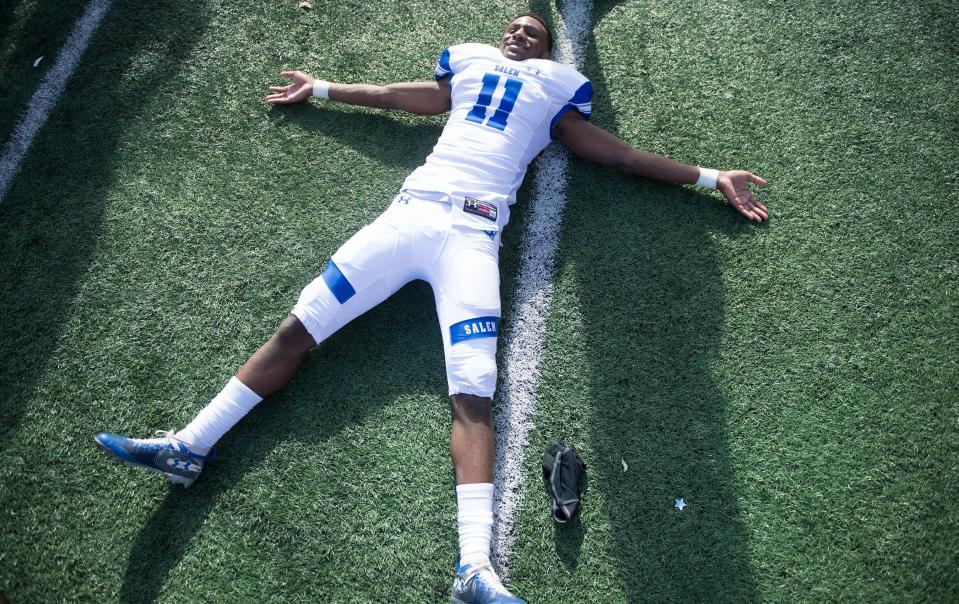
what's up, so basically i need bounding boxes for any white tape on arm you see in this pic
[312,79,331,99]
[696,167,719,189]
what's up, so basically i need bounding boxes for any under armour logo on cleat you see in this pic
[166,458,200,473]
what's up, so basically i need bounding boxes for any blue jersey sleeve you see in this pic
[550,80,593,139]
[434,48,453,80]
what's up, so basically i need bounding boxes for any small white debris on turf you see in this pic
[297,1,312,10]
[621,458,628,472]
[674,498,687,511]
[33,56,44,67]
[0,0,113,203]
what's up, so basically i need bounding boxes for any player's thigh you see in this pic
[293,221,412,344]
[432,231,501,397]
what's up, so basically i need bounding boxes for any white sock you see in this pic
[175,377,263,454]
[457,482,494,567]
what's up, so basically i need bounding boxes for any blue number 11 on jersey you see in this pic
[466,73,523,131]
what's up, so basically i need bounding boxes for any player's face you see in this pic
[499,16,549,61]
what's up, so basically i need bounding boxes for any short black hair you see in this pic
[511,12,553,54]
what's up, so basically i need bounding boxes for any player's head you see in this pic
[500,12,552,61]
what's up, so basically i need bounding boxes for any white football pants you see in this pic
[292,193,501,398]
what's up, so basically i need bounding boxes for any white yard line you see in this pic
[492,0,593,578]
[0,0,113,204]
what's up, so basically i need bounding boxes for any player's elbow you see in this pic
[619,150,657,177]
[613,152,638,174]
[371,86,395,109]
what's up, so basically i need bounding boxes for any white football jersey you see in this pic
[400,43,592,233]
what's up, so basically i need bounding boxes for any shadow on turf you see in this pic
[118,281,450,603]
[564,171,760,602]
[0,1,210,456]
[0,0,94,142]
[553,516,585,571]
[519,0,764,599]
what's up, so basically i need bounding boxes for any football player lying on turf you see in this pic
[95,12,767,603]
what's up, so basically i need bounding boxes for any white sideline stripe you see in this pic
[492,0,593,578]
[0,0,113,204]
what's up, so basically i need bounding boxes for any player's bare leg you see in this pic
[235,315,317,397]
[449,393,522,602]
[450,394,494,484]
[170,314,316,453]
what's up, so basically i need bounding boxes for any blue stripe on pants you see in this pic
[321,259,356,304]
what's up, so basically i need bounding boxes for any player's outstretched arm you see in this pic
[554,111,769,222]
[266,70,451,116]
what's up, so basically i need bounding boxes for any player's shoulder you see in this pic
[437,44,501,78]
[532,59,589,86]
[524,59,590,102]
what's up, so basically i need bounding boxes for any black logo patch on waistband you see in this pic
[463,197,498,222]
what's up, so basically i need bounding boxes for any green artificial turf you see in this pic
[0,0,93,145]
[1,0,956,601]
[510,1,958,601]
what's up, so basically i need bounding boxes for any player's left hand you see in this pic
[717,170,769,222]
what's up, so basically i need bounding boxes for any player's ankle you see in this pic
[171,432,211,456]
[459,552,491,567]
[187,444,211,456]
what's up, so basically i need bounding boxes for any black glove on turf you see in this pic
[542,442,587,523]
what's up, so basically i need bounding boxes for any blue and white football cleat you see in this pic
[94,430,212,487]
[451,558,526,604]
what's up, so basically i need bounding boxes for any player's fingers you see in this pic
[739,199,763,221]
[748,173,768,186]
[746,195,769,215]
[279,70,301,80]
[265,95,292,104]
[269,86,288,93]
[746,196,768,220]
[733,201,751,220]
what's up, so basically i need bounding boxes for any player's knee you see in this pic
[448,351,497,400]
[272,315,316,354]
[451,393,492,424]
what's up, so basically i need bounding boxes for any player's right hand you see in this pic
[265,70,315,104]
